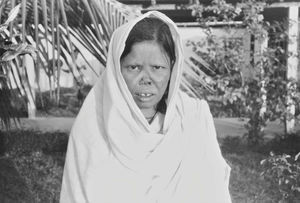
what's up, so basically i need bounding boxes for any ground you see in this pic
[1,116,300,202]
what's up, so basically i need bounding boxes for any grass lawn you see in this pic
[0,130,299,202]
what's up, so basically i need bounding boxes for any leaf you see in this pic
[4,4,21,25]
[260,159,266,165]
[295,152,300,161]
[0,50,19,61]
[16,42,28,52]
[0,43,30,61]
[0,24,8,32]
[23,45,38,61]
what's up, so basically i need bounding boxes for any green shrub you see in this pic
[261,152,300,202]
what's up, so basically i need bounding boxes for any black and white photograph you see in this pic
[1,0,300,202]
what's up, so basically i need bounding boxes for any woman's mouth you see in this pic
[137,93,153,97]
[135,93,155,102]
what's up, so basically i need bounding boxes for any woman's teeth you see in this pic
[138,93,152,97]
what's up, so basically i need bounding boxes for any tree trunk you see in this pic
[286,6,298,134]
[254,32,268,118]
[24,55,36,118]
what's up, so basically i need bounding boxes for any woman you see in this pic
[60,11,231,203]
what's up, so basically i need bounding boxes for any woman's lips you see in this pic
[137,93,153,97]
[135,93,155,102]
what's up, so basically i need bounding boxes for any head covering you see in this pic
[60,11,231,203]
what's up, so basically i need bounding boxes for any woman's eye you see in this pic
[128,65,139,71]
[153,66,164,70]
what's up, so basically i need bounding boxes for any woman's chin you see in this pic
[136,103,157,113]
[137,104,156,110]
[134,97,158,109]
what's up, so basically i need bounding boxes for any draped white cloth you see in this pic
[60,11,231,203]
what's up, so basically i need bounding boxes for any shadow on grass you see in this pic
[0,130,69,203]
[0,157,33,203]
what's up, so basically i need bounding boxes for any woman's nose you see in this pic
[139,69,152,85]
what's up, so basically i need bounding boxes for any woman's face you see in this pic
[121,40,171,116]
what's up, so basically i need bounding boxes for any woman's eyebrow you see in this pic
[127,62,141,66]
[150,61,170,66]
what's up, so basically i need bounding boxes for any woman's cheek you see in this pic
[159,74,170,86]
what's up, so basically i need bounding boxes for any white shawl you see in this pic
[60,11,231,203]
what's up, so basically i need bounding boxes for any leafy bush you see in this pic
[191,0,300,144]
[186,33,247,118]
[261,152,300,202]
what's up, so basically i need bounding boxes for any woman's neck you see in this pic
[141,108,157,121]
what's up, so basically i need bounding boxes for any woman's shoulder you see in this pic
[178,91,210,114]
[69,88,110,157]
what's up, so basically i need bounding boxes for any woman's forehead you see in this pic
[126,41,169,57]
